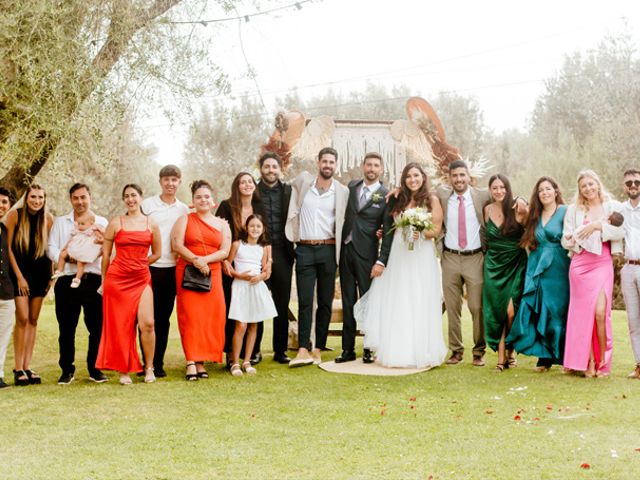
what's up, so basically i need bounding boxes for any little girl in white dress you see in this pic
[52,215,102,288]
[227,214,277,376]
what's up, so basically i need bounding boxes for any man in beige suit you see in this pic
[285,147,349,367]
[436,159,490,366]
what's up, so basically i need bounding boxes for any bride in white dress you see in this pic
[354,163,448,368]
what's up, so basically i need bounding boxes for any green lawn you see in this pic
[2,303,639,479]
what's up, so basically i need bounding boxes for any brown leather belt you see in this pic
[627,259,640,266]
[443,246,483,256]
[298,239,336,246]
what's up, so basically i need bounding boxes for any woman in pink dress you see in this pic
[96,184,162,385]
[562,170,624,377]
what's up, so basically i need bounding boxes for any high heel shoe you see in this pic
[119,374,132,385]
[195,362,209,379]
[24,369,42,385]
[185,362,198,381]
[242,361,257,375]
[13,369,29,386]
[584,359,596,378]
[144,367,156,383]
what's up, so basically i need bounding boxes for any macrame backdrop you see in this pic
[290,118,444,186]
[331,121,407,186]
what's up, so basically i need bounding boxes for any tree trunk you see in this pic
[0,0,182,198]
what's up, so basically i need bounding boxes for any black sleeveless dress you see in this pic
[11,209,52,297]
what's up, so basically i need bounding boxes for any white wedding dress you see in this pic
[354,228,448,368]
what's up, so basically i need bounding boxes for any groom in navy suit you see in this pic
[336,153,394,363]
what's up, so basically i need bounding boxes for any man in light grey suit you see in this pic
[436,159,490,367]
[285,147,349,367]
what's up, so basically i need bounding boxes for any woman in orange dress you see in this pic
[96,184,161,385]
[172,180,231,380]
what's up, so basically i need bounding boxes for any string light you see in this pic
[166,0,313,25]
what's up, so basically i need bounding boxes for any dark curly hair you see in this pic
[190,179,213,195]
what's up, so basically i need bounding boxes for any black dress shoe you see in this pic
[334,350,356,363]
[362,349,374,364]
[154,367,167,378]
[250,352,263,365]
[273,353,290,364]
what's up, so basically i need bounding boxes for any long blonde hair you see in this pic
[574,169,610,210]
[14,184,48,258]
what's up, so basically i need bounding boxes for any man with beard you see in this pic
[0,187,16,388]
[335,152,393,364]
[141,165,189,377]
[436,159,490,367]
[47,183,108,384]
[256,152,295,364]
[621,168,640,379]
[285,147,349,367]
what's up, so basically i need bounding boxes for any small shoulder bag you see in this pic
[182,217,212,292]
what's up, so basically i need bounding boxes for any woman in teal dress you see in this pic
[506,177,570,371]
[483,174,528,371]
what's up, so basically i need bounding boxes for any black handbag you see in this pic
[181,216,212,292]
[182,264,211,292]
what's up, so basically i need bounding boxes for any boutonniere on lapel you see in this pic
[371,192,383,204]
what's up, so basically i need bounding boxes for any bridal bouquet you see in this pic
[394,207,434,250]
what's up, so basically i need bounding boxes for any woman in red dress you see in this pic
[96,184,161,385]
[172,180,231,380]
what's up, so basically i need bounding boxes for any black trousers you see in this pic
[54,273,103,376]
[150,266,176,369]
[295,244,337,350]
[339,242,374,352]
[266,244,294,354]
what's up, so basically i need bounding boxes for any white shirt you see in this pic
[359,181,381,205]
[299,179,336,240]
[623,200,640,260]
[141,195,189,268]
[47,212,108,276]
[444,188,482,251]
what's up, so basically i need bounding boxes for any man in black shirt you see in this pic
[257,152,295,364]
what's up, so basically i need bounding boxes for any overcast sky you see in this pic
[139,0,640,165]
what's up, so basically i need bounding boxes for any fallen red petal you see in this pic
[580,463,590,469]
[514,415,522,421]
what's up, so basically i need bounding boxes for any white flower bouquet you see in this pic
[393,207,434,250]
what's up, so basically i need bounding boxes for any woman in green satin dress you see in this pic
[506,177,570,371]
[483,174,528,371]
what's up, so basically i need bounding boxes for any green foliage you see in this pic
[516,32,640,199]
[182,96,271,203]
[181,83,487,196]
[0,0,234,198]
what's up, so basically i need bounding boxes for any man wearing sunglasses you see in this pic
[621,168,640,379]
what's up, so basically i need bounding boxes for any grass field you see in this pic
[2,303,640,479]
